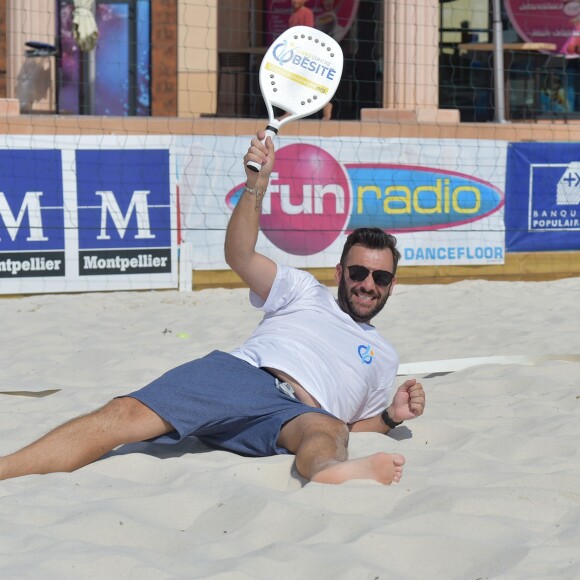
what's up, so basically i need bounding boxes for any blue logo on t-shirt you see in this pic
[358,344,374,365]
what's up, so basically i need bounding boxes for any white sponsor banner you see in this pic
[175,135,506,269]
[0,135,178,295]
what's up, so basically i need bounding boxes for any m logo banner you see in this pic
[0,150,66,280]
[76,150,173,277]
[506,143,580,252]
[0,138,177,295]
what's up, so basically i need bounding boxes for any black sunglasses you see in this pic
[347,265,394,287]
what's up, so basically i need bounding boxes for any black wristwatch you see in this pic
[381,407,403,429]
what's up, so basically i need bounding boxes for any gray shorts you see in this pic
[124,350,335,457]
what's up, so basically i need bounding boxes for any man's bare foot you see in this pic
[310,452,405,485]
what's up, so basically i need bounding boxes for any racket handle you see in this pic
[246,125,279,172]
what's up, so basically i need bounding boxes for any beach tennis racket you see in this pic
[247,25,343,172]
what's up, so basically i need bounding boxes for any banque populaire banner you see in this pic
[505,142,580,251]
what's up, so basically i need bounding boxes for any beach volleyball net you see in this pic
[1,2,579,294]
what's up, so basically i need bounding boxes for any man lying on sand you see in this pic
[0,132,425,485]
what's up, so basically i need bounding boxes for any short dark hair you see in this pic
[340,228,401,273]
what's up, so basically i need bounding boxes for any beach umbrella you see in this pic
[72,0,98,52]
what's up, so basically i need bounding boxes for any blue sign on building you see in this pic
[76,149,172,276]
[506,143,580,251]
[0,150,65,278]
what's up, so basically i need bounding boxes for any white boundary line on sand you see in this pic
[397,354,580,376]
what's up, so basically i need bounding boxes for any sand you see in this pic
[1,278,579,579]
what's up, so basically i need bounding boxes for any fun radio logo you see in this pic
[225,144,504,256]
[226,144,350,255]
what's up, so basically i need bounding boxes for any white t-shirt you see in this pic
[230,265,399,424]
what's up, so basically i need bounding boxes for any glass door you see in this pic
[57,0,150,115]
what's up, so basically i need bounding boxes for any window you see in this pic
[57,0,150,115]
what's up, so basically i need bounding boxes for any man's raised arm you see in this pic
[224,132,277,301]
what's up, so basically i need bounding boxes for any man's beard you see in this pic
[337,273,390,323]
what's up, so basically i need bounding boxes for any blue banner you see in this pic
[0,150,66,279]
[0,150,64,252]
[76,149,173,277]
[506,143,580,251]
[0,137,177,294]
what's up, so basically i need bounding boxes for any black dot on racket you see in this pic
[313,95,318,99]
[307,99,311,103]
[301,34,305,38]
[273,88,278,92]
[271,81,275,85]
[321,42,325,46]
[315,39,319,43]
[308,36,312,40]
[330,53,334,57]
[270,74,274,78]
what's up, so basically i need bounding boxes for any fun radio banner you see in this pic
[177,136,506,268]
[0,136,178,294]
[506,142,580,252]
